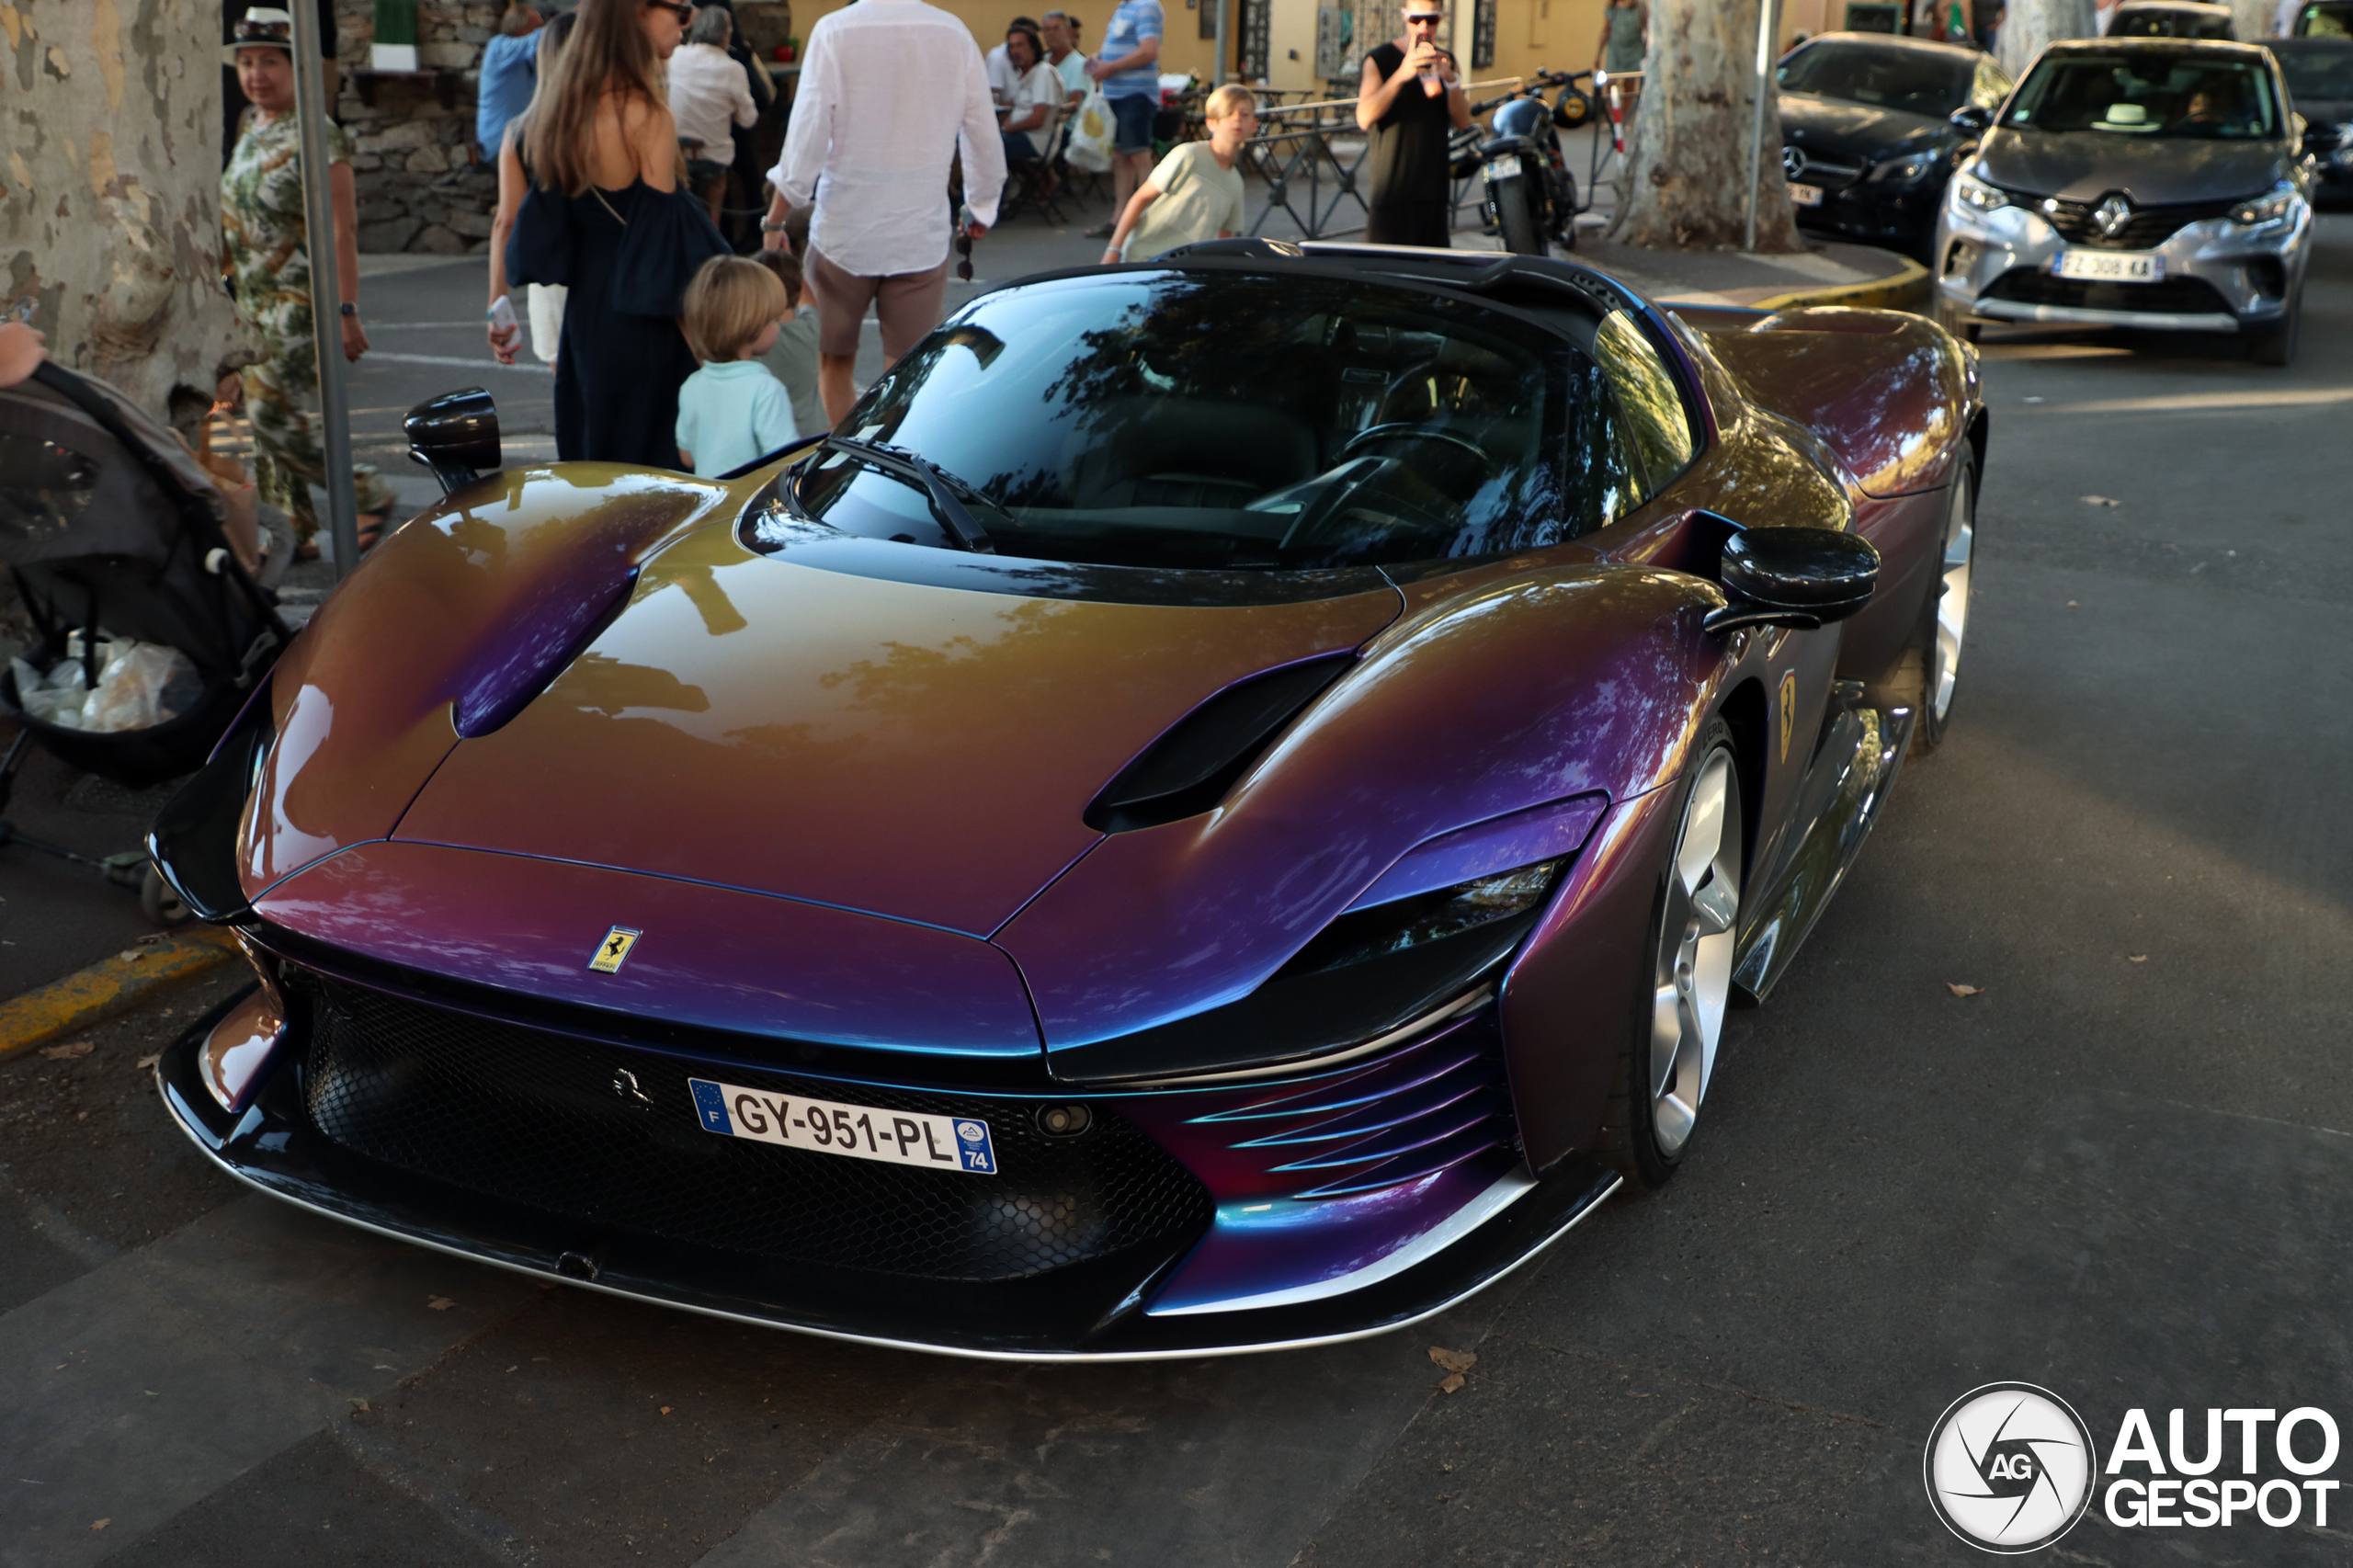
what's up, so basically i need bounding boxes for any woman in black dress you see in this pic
[507,0,728,466]
[1354,5,1473,247]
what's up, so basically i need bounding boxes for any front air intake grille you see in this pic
[297,981,1211,1282]
[2037,197,2234,249]
[1983,268,2234,315]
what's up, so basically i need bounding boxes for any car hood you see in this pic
[1975,126,2287,204]
[1780,92,1951,165]
[388,517,1403,936]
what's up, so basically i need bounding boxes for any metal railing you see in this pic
[1236,76,1528,241]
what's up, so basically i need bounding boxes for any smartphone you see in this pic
[488,296,518,335]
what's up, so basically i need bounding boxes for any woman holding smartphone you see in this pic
[1355,4,1472,248]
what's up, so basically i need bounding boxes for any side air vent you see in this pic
[1084,653,1354,834]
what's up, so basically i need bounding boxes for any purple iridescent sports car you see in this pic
[152,242,1984,1358]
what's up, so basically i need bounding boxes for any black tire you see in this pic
[2250,290,2301,367]
[1492,175,1545,256]
[1597,718,1745,1190]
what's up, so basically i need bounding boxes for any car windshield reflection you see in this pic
[1776,43,1974,118]
[2003,54,2280,139]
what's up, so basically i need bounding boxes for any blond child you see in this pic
[676,256,799,477]
[1100,85,1259,265]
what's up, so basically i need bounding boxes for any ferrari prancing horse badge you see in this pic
[588,926,642,973]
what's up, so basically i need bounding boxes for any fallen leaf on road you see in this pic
[2128,954,2147,963]
[2081,495,2121,507]
[426,1296,454,1311]
[91,1520,109,1531]
[136,1055,159,1070]
[1947,983,1984,998]
[660,1405,674,1415]
[1437,1374,1466,1394]
[2067,600,2079,607]
[118,949,144,962]
[39,1040,95,1061]
[1427,1347,1477,1375]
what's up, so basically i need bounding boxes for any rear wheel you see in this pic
[1599,721,1745,1189]
[1492,175,1545,256]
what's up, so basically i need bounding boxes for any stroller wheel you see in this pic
[140,865,192,927]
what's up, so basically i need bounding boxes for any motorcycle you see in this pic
[1459,70,1590,256]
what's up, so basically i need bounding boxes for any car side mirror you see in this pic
[405,387,500,496]
[1703,526,1881,636]
[1949,105,1995,134]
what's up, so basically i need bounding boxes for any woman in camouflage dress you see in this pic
[220,7,394,559]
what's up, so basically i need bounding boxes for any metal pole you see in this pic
[1215,0,1233,81]
[1744,0,1778,251]
[288,1,361,578]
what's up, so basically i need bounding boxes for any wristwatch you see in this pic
[760,218,789,232]
[338,301,358,317]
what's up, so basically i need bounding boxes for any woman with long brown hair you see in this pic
[505,0,728,465]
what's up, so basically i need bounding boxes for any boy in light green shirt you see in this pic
[1101,85,1258,264]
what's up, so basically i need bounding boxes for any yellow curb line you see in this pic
[0,927,243,1062]
[1751,254,1933,314]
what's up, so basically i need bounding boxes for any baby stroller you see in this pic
[0,360,293,924]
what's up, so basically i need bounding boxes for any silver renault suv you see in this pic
[1932,38,2314,365]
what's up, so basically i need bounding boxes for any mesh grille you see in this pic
[1983,268,2233,315]
[2037,198,2234,249]
[298,981,1211,1282]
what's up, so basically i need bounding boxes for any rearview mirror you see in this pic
[405,387,500,496]
[1704,526,1880,636]
[1949,105,1995,134]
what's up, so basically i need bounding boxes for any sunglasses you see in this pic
[954,226,974,283]
[1404,13,1445,25]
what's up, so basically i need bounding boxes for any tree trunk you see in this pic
[1997,0,2098,81]
[1608,0,1804,253]
[2225,0,2278,40]
[1,0,252,421]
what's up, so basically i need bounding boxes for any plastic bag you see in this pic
[1066,89,1115,173]
[8,635,199,733]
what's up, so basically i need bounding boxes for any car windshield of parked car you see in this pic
[2278,45,2353,99]
[785,271,1631,572]
[1776,42,1973,117]
[2003,54,2279,138]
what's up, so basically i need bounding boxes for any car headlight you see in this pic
[1949,166,2010,213]
[1867,152,1938,184]
[2230,182,2298,226]
[1280,858,1567,977]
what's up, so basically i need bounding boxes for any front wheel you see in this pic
[1490,174,1545,256]
[1600,721,1745,1189]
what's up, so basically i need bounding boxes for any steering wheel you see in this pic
[1341,423,1491,465]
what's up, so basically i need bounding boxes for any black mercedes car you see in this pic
[2275,36,2353,200]
[1778,33,2016,261]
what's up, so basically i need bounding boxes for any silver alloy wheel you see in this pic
[1648,747,1742,1158]
[1929,474,1973,725]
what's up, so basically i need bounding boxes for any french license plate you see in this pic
[688,1077,997,1175]
[1788,181,1823,207]
[1483,153,1522,183]
[2055,249,2165,283]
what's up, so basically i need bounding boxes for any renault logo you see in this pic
[1782,144,1807,180]
[2094,194,2134,239]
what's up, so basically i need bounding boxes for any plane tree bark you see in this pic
[1996,0,2098,81]
[1,0,250,419]
[1608,0,1803,253]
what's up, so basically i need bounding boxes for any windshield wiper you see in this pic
[819,436,997,553]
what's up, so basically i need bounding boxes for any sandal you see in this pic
[292,537,321,562]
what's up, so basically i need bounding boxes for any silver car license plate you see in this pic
[1788,182,1823,207]
[1483,153,1522,183]
[688,1077,997,1174]
[2054,250,2165,283]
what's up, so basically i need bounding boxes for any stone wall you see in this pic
[334,0,503,254]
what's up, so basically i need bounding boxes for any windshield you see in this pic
[2279,46,2353,98]
[2298,3,2353,38]
[784,272,1597,572]
[2111,7,2234,38]
[1776,42,1973,117]
[2004,53,2279,138]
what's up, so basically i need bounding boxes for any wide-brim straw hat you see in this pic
[224,7,297,63]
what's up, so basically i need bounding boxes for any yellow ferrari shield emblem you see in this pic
[1778,671,1798,763]
[588,926,642,973]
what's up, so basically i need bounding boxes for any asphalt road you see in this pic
[5,213,2352,1566]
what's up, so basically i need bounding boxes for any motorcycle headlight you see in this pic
[2230,182,2298,226]
[1949,166,2011,213]
[1867,152,1938,184]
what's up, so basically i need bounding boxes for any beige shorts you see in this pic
[806,249,949,361]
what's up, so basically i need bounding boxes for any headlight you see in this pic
[1867,152,1938,184]
[1949,166,2010,213]
[2337,121,2353,148]
[1281,858,1566,977]
[2230,182,2298,226]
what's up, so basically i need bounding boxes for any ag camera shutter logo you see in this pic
[1924,1383,2096,1553]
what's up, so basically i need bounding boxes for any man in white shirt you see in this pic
[670,6,759,223]
[1043,9,1089,106]
[984,13,1041,102]
[760,0,1005,427]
